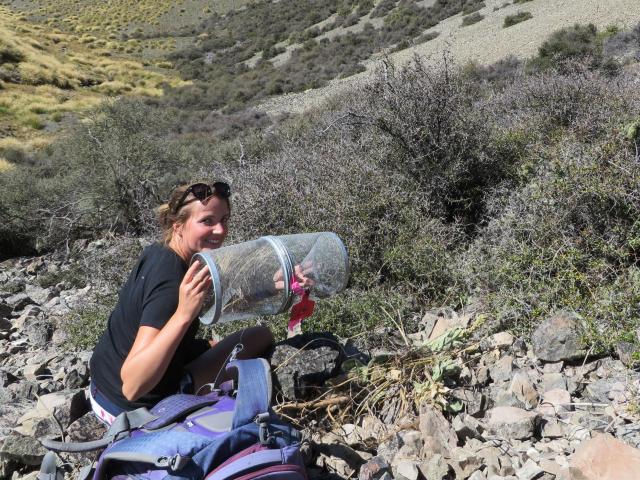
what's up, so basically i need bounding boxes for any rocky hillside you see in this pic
[259,0,640,116]
[1,242,640,479]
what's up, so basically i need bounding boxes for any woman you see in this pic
[89,182,274,425]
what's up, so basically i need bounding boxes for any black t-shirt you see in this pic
[90,243,208,410]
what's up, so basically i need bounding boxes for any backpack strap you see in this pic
[226,358,272,429]
[40,407,157,453]
[36,451,63,480]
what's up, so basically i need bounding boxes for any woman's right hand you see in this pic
[176,261,211,322]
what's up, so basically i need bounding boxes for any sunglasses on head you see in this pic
[172,182,231,214]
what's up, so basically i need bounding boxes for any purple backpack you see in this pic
[39,359,307,480]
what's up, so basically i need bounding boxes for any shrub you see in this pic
[462,1,485,16]
[463,133,640,348]
[462,12,484,26]
[537,23,598,63]
[62,299,114,350]
[503,11,532,28]
[351,57,517,226]
[370,0,396,18]
[603,23,640,63]
[0,99,186,254]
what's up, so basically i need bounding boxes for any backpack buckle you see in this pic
[255,412,272,446]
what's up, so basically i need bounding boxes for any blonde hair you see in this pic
[157,183,231,245]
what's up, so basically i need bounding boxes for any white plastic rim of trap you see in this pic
[191,232,349,325]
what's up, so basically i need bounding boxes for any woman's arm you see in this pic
[120,261,210,401]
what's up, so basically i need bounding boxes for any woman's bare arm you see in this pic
[120,261,210,401]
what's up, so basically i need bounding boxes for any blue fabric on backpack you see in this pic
[91,359,301,480]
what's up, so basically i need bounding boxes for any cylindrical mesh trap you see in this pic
[191,232,349,325]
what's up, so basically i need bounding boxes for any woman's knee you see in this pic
[240,325,274,357]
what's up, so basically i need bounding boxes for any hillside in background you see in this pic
[1,0,636,160]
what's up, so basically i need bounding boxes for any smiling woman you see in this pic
[88,182,273,425]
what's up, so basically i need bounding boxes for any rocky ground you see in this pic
[1,241,640,479]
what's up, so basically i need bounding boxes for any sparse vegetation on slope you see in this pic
[165,0,471,111]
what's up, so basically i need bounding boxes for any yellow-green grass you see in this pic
[0,6,188,164]
[7,0,254,57]
[0,157,14,172]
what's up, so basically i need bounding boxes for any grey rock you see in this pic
[0,302,12,319]
[64,366,89,389]
[359,456,390,480]
[584,378,620,403]
[393,459,419,480]
[481,332,515,352]
[268,333,343,401]
[531,312,585,362]
[25,320,53,346]
[0,317,11,333]
[489,356,514,383]
[542,362,564,374]
[4,381,38,401]
[396,430,422,458]
[23,285,55,306]
[418,403,458,458]
[316,439,365,478]
[448,447,482,479]
[5,293,31,311]
[418,454,449,480]
[538,389,571,417]
[515,459,543,480]
[485,407,540,440]
[541,419,566,439]
[0,432,47,466]
[66,412,108,464]
[453,413,486,442]
[22,362,49,382]
[540,373,567,393]
[12,305,41,331]
[0,369,17,388]
[376,435,401,464]
[317,432,369,463]
[469,471,487,480]
[451,388,487,417]
[37,389,88,428]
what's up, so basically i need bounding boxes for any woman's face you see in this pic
[173,195,230,260]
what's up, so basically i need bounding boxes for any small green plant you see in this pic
[62,299,115,351]
[462,12,484,27]
[504,11,533,27]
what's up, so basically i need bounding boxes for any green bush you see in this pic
[462,1,485,16]
[63,299,115,351]
[464,131,640,348]
[536,23,598,63]
[462,12,484,26]
[503,11,532,28]
[353,57,517,226]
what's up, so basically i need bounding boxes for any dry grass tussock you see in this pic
[0,6,187,164]
[273,325,478,429]
[0,157,13,172]
[7,0,253,56]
